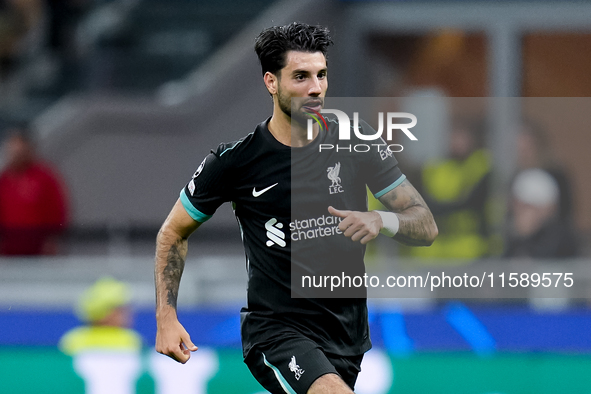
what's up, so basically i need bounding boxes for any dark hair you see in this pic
[254,22,333,76]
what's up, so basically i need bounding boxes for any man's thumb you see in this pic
[184,336,198,351]
[328,206,350,217]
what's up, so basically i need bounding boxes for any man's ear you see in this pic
[264,72,278,95]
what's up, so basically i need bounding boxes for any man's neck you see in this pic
[268,110,318,148]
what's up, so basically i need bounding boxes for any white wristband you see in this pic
[375,211,400,237]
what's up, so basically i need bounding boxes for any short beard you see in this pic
[277,84,292,118]
[277,84,309,128]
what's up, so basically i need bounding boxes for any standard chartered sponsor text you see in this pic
[290,214,343,241]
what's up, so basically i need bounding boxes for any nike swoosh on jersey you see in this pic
[252,183,278,197]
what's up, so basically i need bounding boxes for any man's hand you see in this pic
[328,206,382,245]
[154,198,202,363]
[156,315,198,363]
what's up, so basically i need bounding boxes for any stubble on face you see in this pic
[277,81,292,119]
[277,79,327,129]
[274,51,327,128]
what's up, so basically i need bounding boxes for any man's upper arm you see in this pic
[163,198,202,239]
[179,150,228,224]
[377,178,429,213]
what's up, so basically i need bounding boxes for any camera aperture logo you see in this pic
[307,108,328,133]
[306,109,417,153]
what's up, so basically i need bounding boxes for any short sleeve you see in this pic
[180,152,228,222]
[358,120,405,198]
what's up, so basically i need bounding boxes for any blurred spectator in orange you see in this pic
[517,120,574,222]
[410,118,491,261]
[0,126,69,255]
[504,168,578,259]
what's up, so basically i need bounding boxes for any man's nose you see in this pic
[308,77,322,96]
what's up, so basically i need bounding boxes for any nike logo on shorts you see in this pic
[253,183,278,197]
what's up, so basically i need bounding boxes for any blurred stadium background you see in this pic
[1,0,591,393]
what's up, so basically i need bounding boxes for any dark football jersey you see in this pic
[180,116,404,357]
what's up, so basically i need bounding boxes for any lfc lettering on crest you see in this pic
[327,162,344,194]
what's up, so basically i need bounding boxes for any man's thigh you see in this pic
[245,335,362,394]
[307,373,354,394]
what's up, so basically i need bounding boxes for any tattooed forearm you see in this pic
[162,242,187,309]
[395,206,437,246]
[378,179,438,246]
[154,199,201,319]
[155,225,190,315]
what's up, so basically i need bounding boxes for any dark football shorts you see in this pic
[244,333,363,394]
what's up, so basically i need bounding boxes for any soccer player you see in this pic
[155,23,438,394]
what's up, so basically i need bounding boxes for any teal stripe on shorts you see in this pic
[262,353,297,394]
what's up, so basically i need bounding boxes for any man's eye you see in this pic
[295,74,305,80]
[318,72,327,79]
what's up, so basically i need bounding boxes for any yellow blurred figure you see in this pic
[59,278,142,394]
[409,118,492,262]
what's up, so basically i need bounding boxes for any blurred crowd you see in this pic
[407,117,580,262]
[0,0,88,85]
